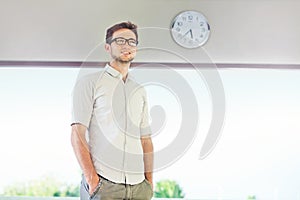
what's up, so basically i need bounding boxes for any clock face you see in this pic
[171,10,210,48]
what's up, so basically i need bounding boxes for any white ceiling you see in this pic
[1,0,300,64]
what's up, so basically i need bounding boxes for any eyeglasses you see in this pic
[110,37,138,47]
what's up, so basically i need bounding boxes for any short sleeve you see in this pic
[71,76,95,128]
[140,89,152,137]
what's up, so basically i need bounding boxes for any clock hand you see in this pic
[181,30,190,38]
[181,29,193,39]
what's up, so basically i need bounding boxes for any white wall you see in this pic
[1,0,300,64]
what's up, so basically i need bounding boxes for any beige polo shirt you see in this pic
[71,64,152,185]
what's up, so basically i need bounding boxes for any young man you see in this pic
[71,21,153,200]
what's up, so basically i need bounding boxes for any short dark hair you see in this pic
[105,21,138,44]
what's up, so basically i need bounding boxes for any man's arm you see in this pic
[141,136,153,189]
[71,123,99,194]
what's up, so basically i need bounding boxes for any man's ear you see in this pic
[104,43,111,53]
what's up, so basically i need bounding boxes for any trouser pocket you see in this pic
[80,175,103,200]
[89,179,103,200]
[143,179,154,199]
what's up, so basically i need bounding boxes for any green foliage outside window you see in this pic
[154,180,185,198]
[2,176,79,197]
[3,177,185,198]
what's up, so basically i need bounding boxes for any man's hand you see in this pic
[87,175,100,195]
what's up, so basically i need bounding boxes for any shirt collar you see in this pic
[105,64,133,81]
[105,64,123,79]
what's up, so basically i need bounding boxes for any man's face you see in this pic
[107,28,137,63]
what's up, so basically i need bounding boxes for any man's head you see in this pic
[105,21,138,64]
[106,21,138,44]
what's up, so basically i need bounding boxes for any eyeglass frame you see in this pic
[109,37,139,47]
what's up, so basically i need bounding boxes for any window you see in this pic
[0,66,299,199]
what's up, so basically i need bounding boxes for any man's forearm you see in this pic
[141,137,153,182]
[71,125,99,185]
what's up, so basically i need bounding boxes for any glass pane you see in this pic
[0,67,299,199]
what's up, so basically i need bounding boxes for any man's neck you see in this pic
[109,60,130,81]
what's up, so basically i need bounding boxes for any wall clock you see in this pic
[171,10,210,48]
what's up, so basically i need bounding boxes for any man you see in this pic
[71,21,153,200]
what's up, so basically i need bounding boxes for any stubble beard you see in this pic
[113,55,134,64]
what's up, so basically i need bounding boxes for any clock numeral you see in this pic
[182,16,187,21]
[177,22,183,26]
[200,22,204,27]
[188,15,193,20]
[176,27,181,32]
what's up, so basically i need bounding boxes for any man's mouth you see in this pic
[121,51,131,55]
